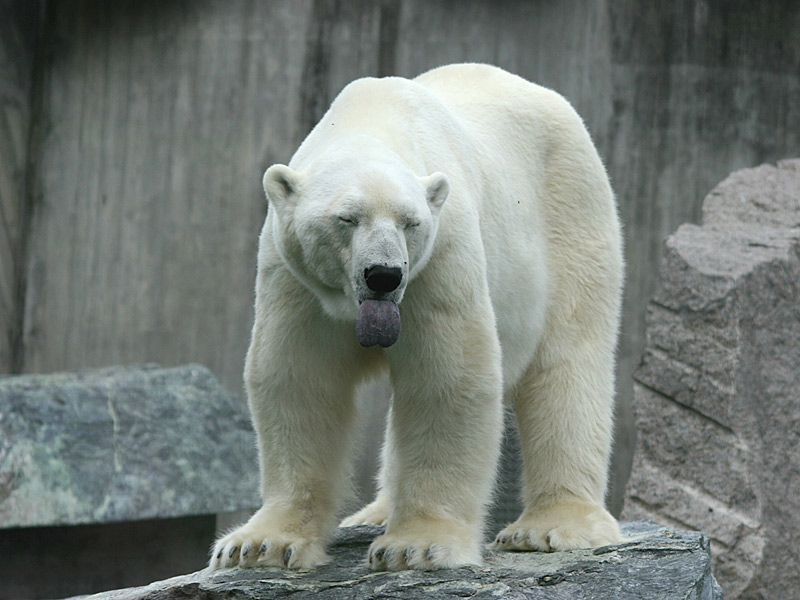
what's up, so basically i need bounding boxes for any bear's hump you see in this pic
[330,75,444,119]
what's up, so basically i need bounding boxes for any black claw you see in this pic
[216,548,223,559]
[241,545,249,557]
[374,548,385,563]
[403,548,412,562]
[499,535,509,545]
[258,541,268,556]
[425,547,434,561]
[229,545,238,558]
[283,547,293,567]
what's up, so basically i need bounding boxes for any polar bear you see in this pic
[210,63,623,572]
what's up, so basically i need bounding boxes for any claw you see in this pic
[258,541,268,556]
[283,547,293,567]
[229,545,238,559]
[384,548,396,567]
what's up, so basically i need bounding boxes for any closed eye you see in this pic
[338,216,358,226]
[404,220,421,229]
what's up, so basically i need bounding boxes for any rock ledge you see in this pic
[78,521,721,600]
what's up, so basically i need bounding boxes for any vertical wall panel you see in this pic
[21,1,317,392]
[0,0,39,373]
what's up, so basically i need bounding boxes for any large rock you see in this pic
[74,521,721,600]
[0,364,260,527]
[622,159,800,599]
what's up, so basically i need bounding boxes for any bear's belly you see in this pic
[485,243,549,393]
[493,291,547,394]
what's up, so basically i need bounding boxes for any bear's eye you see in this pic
[338,216,358,226]
[404,220,421,229]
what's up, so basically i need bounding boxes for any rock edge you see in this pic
[74,521,722,600]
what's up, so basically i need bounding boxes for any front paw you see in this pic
[209,508,329,570]
[490,501,621,552]
[367,517,481,571]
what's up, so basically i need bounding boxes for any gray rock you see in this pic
[0,364,260,527]
[74,521,721,600]
[623,159,800,599]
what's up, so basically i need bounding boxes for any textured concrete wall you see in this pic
[2,0,799,520]
[0,0,39,373]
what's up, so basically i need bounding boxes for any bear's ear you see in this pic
[421,172,449,211]
[263,164,302,210]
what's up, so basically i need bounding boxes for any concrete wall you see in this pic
[2,0,799,521]
[0,0,39,374]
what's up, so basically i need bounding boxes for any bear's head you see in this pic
[262,141,449,348]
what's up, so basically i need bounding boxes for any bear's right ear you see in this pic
[263,164,302,211]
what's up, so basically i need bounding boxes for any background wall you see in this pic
[2,0,799,518]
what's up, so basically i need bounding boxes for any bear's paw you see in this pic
[366,518,481,571]
[489,501,621,552]
[209,512,329,570]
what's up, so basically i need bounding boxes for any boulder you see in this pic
[74,521,721,600]
[0,364,260,527]
[622,159,800,599]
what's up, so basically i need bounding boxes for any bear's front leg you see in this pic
[369,301,504,570]
[210,272,366,570]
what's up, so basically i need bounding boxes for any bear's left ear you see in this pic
[421,172,449,211]
[263,164,303,211]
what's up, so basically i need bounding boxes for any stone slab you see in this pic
[72,521,722,600]
[0,364,260,528]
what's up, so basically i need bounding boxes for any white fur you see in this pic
[210,63,623,572]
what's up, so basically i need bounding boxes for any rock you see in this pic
[622,159,800,599]
[73,521,721,600]
[0,364,260,527]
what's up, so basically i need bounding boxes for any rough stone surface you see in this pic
[74,521,721,600]
[622,159,800,599]
[0,364,260,528]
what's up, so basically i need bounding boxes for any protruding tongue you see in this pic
[356,299,401,348]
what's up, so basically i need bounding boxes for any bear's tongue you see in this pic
[356,299,401,348]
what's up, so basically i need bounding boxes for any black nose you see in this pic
[364,265,402,293]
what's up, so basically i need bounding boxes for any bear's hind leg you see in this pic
[491,348,621,552]
[340,406,395,527]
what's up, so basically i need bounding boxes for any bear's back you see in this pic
[413,64,583,158]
